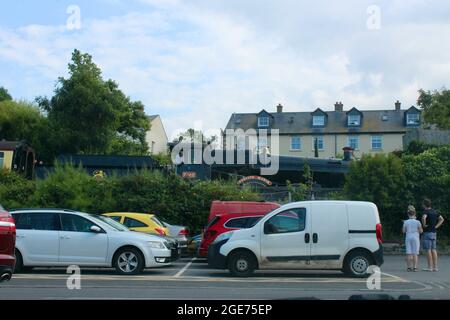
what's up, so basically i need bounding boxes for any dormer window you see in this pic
[258,116,269,127]
[406,113,420,126]
[312,115,325,126]
[348,114,361,126]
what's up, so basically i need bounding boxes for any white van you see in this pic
[208,201,383,277]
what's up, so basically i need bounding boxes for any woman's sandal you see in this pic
[407,268,413,272]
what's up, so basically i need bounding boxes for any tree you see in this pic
[417,88,450,129]
[344,154,411,236]
[37,49,149,156]
[0,100,52,162]
[0,87,12,102]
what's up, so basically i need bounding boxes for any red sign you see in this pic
[237,175,272,186]
[182,171,197,179]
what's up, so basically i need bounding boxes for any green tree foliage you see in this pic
[344,154,410,236]
[0,87,12,102]
[417,88,450,129]
[0,100,52,162]
[37,49,149,157]
[0,169,35,208]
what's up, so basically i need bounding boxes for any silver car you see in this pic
[162,221,190,254]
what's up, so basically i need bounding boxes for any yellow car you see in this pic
[103,212,169,236]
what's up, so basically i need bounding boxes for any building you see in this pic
[223,101,422,158]
[0,140,35,179]
[145,115,169,154]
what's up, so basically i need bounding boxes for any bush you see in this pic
[0,169,35,209]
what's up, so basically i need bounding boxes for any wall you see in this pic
[0,150,14,169]
[145,116,169,154]
[403,128,450,147]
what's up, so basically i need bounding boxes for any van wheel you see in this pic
[113,248,144,275]
[343,250,373,278]
[228,250,256,277]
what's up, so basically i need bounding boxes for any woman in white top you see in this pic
[402,205,423,271]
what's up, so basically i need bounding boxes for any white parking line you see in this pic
[381,272,409,283]
[174,257,196,278]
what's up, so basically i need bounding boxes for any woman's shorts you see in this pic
[405,236,420,255]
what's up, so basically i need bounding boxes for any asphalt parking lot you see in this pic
[1,255,449,300]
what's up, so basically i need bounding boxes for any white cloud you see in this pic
[0,0,450,137]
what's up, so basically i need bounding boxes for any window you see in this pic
[348,114,361,126]
[109,216,122,223]
[236,136,246,150]
[406,113,420,125]
[15,213,60,231]
[258,136,268,148]
[348,136,359,150]
[264,208,306,234]
[312,115,325,126]
[290,136,301,150]
[224,216,263,229]
[371,135,383,150]
[0,152,4,168]
[258,116,269,127]
[123,217,147,228]
[312,136,324,150]
[61,214,98,232]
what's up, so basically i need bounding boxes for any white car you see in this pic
[11,209,178,275]
[208,201,384,277]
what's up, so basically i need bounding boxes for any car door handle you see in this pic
[60,236,71,239]
[313,233,318,243]
[304,233,310,243]
[17,235,26,239]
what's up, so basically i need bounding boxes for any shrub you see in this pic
[0,169,35,209]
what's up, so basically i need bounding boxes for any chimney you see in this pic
[395,100,401,111]
[276,103,283,113]
[334,101,343,112]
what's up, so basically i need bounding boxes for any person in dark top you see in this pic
[421,198,445,271]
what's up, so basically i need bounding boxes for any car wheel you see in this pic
[113,248,144,275]
[14,250,33,273]
[228,250,257,277]
[343,250,373,278]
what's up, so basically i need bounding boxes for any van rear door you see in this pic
[309,202,349,268]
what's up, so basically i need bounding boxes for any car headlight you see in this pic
[213,231,234,244]
[147,241,166,249]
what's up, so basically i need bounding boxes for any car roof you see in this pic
[215,213,266,219]
[9,208,79,213]
[103,212,155,217]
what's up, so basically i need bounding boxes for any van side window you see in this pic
[264,208,306,234]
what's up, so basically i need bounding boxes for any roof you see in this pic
[148,115,159,121]
[225,109,418,134]
[0,141,19,151]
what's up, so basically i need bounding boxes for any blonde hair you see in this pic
[407,205,416,217]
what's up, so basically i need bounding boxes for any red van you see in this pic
[0,206,16,282]
[207,201,280,222]
[200,201,280,257]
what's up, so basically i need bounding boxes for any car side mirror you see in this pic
[90,225,102,233]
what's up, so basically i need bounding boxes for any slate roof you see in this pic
[225,108,418,135]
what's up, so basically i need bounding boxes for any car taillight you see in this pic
[155,228,166,235]
[178,229,189,236]
[376,223,383,244]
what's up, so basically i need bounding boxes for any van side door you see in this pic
[309,202,349,268]
[260,206,311,269]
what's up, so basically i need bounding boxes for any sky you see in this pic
[1,0,450,140]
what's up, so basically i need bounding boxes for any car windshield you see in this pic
[88,214,129,231]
